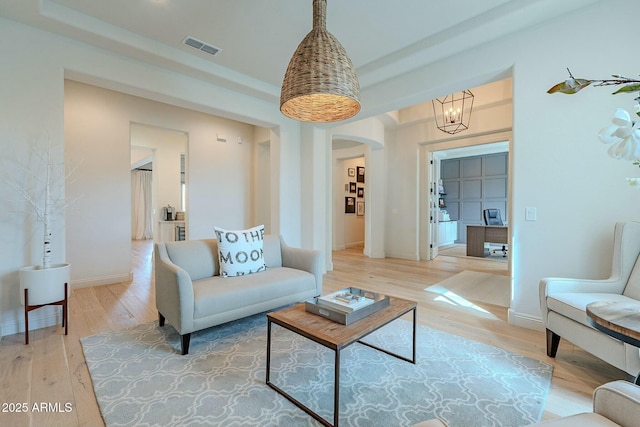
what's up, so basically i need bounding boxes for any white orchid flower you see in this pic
[598,108,640,160]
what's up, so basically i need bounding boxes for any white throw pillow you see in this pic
[214,225,267,277]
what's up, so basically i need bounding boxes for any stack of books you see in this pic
[316,290,375,313]
[305,287,390,325]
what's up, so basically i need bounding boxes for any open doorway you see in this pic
[130,123,187,245]
[426,140,510,270]
[332,140,366,252]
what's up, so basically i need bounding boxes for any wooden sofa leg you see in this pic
[546,329,561,357]
[181,333,191,355]
[158,312,165,327]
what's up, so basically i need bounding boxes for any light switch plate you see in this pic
[525,207,537,221]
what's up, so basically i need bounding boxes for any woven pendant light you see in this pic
[280,0,361,123]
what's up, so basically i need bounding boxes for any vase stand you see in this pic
[24,282,68,345]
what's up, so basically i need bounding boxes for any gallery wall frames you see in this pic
[344,165,365,215]
[345,196,356,214]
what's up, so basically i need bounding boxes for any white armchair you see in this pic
[539,221,640,377]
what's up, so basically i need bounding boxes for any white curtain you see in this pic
[131,170,153,240]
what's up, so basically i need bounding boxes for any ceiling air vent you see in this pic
[182,36,221,57]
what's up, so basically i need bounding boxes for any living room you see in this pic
[1,1,640,426]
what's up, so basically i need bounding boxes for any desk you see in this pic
[587,301,640,384]
[466,225,508,257]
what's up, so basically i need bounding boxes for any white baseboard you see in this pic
[70,272,133,289]
[2,306,63,337]
[0,271,134,338]
[384,250,419,261]
[508,309,544,331]
[345,241,364,248]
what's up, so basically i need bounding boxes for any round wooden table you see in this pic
[587,300,640,383]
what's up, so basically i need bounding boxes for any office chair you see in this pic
[483,209,507,257]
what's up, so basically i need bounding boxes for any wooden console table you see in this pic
[466,225,508,257]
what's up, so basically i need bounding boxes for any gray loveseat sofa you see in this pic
[154,234,322,354]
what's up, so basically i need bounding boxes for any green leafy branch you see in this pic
[547,68,640,97]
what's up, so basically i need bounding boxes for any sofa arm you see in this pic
[593,380,640,427]
[154,243,195,334]
[280,236,323,296]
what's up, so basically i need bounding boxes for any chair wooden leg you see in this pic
[546,329,561,357]
[158,312,165,327]
[24,289,29,345]
[181,333,191,355]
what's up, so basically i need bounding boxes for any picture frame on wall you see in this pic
[348,167,355,177]
[349,182,357,193]
[357,201,364,216]
[356,166,365,183]
[345,197,356,214]
[357,187,364,198]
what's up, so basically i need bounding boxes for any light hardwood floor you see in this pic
[0,240,627,427]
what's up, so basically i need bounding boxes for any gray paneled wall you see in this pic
[441,152,508,243]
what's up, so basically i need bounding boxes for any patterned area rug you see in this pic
[81,312,552,427]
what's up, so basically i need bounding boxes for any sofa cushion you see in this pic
[547,292,634,327]
[192,267,316,319]
[263,235,283,268]
[165,239,218,281]
[214,225,267,277]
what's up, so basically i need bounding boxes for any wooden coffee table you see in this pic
[265,296,417,427]
[586,300,640,383]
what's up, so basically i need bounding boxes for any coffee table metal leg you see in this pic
[357,307,417,364]
[412,307,417,363]
[266,323,336,427]
[266,319,272,384]
[334,348,340,427]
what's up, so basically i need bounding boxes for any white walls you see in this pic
[504,2,640,327]
[0,19,65,336]
[2,0,639,338]
[362,0,640,328]
[0,18,300,336]
[252,128,272,235]
[65,80,258,288]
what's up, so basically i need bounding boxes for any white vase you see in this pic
[19,263,70,306]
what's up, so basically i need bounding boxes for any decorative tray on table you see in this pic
[305,287,390,325]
